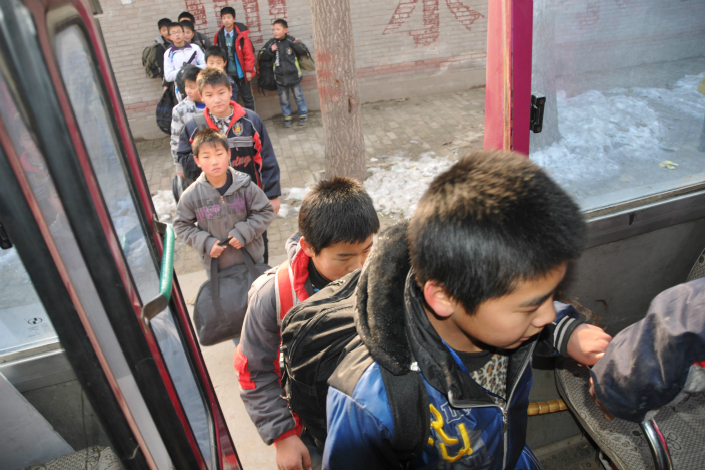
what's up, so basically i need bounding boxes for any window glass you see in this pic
[530,0,705,211]
[0,245,57,357]
[54,25,213,468]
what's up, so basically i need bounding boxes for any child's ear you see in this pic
[300,237,316,258]
[423,281,456,318]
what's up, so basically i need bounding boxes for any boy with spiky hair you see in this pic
[235,177,380,470]
[205,46,239,103]
[323,150,612,470]
[176,67,281,259]
[214,6,256,110]
[174,128,273,273]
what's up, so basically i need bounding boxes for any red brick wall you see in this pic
[96,0,488,138]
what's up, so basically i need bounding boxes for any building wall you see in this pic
[97,0,488,140]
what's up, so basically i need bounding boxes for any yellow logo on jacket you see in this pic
[427,404,473,462]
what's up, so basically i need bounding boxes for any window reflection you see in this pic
[54,25,213,468]
[530,0,705,211]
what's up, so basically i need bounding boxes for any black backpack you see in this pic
[280,270,430,461]
[156,85,176,134]
[256,45,278,94]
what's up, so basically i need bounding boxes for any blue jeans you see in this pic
[277,83,308,118]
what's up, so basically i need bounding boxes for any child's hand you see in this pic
[209,242,227,259]
[245,71,253,81]
[228,236,243,249]
[271,43,277,51]
[566,323,612,366]
[269,197,280,215]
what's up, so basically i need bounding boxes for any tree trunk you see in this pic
[310,0,366,181]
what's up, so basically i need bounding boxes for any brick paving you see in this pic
[137,87,486,275]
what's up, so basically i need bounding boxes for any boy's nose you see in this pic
[349,255,365,272]
[532,302,557,328]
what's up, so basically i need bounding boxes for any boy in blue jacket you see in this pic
[323,150,612,470]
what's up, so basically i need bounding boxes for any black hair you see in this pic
[196,67,231,93]
[298,177,380,255]
[273,19,288,29]
[168,22,184,33]
[192,128,228,157]
[158,18,172,30]
[181,65,201,84]
[220,7,236,18]
[181,20,195,32]
[178,11,195,23]
[409,149,586,314]
[205,46,228,63]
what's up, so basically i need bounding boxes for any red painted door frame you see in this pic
[483,0,533,155]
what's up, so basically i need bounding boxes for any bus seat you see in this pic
[21,446,124,470]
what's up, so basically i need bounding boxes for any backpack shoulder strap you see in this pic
[275,260,295,325]
[192,111,209,131]
[380,365,430,462]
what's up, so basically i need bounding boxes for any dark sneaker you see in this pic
[298,114,308,126]
[284,116,292,128]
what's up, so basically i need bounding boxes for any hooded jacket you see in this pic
[214,23,256,80]
[234,232,315,444]
[173,168,274,273]
[260,35,309,86]
[590,277,705,423]
[324,223,583,470]
[170,97,204,172]
[177,102,281,200]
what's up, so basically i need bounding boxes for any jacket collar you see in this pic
[194,167,250,196]
[288,237,313,302]
[203,101,247,132]
[167,41,194,54]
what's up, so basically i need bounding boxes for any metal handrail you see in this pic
[640,419,673,470]
[141,223,175,325]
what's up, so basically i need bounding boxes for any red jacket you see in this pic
[214,23,255,80]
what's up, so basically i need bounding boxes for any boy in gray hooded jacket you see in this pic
[174,128,274,273]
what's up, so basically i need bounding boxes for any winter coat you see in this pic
[214,23,256,79]
[163,42,206,83]
[170,98,205,172]
[323,223,584,470]
[173,168,274,273]
[191,31,211,53]
[234,232,316,444]
[261,35,308,86]
[177,102,281,200]
[590,277,705,423]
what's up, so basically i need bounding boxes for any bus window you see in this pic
[529,0,705,212]
[0,246,57,357]
[53,24,213,468]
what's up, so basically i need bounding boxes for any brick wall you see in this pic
[96,0,488,139]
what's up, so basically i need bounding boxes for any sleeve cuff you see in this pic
[554,316,584,357]
[272,422,303,446]
[204,237,218,257]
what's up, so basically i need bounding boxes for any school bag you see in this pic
[279,266,430,460]
[156,85,176,134]
[142,43,161,79]
[256,47,278,94]
[296,42,315,72]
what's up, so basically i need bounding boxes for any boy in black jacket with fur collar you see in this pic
[261,19,310,127]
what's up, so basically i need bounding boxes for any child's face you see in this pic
[302,236,374,282]
[200,83,233,116]
[169,26,185,46]
[206,56,227,71]
[221,14,235,29]
[434,262,567,351]
[160,26,169,39]
[272,24,287,39]
[183,28,195,43]
[194,142,230,180]
[183,80,201,102]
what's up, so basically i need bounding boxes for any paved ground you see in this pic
[136,87,487,277]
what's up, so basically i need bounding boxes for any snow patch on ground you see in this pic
[531,72,705,190]
[364,152,454,217]
[152,190,177,223]
[278,151,456,220]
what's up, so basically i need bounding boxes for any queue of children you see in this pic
[156,8,702,470]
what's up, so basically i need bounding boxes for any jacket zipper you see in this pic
[500,340,537,469]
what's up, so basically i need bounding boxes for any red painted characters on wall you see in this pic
[186,0,289,45]
[384,0,484,47]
